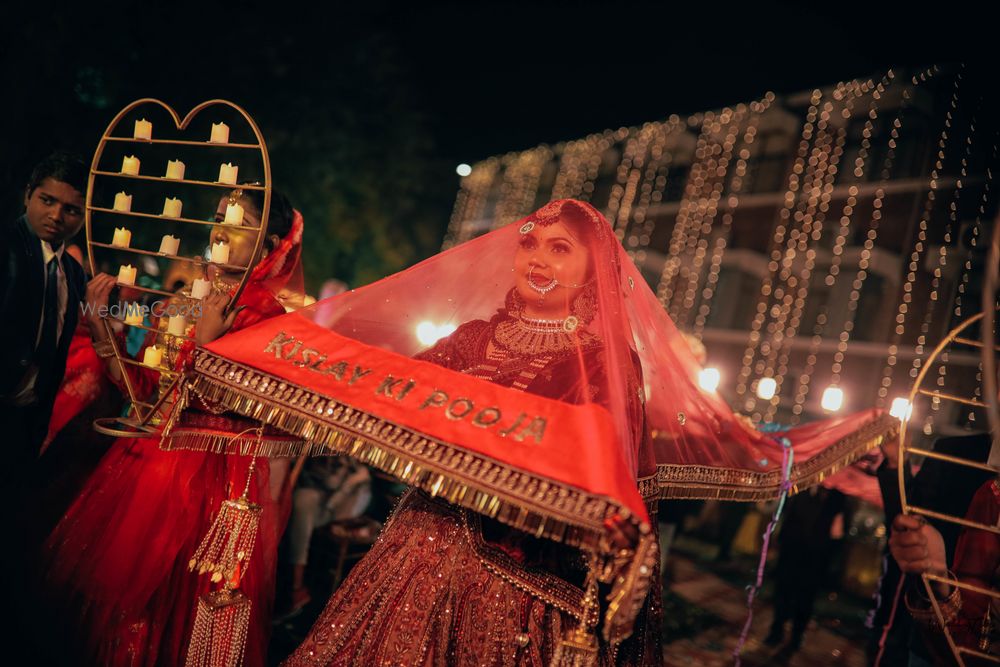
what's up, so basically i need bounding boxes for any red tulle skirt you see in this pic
[42,435,289,666]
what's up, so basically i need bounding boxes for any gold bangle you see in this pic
[93,339,115,358]
[905,576,962,627]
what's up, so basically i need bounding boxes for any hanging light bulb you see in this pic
[756,377,777,400]
[416,321,440,346]
[698,367,721,392]
[821,386,844,412]
[416,321,457,346]
[890,397,913,421]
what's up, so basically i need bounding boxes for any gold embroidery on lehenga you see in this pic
[462,507,585,621]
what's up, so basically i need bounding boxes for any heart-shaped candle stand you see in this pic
[86,98,272,437]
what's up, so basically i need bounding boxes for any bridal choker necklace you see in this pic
[493,313,595,356]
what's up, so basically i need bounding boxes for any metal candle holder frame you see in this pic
[897,213,1000,665]
[85,98,271,437]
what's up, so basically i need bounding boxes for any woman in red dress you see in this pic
[41,188,305,666]
[268,198,893,666]
[281,200,661,666]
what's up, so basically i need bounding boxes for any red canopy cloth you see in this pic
[191,316,648,542]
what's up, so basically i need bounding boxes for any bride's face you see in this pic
[514,220,590,317]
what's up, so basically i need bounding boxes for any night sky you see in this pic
[1,1,973,285]
[390,1,966,160]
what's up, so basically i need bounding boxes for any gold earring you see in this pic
[571,284,597,324]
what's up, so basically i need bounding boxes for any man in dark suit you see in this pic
[0,151,89,482]
[1,151,90,663]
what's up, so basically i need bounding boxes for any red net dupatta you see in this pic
[182,198,898,641]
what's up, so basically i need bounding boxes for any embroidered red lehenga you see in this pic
[283,310,663,665]
[41,206,306,666]
[184,199,895,666]
[42,318,108,453]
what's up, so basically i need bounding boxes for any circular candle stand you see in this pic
[897,213,1000,665]
[85,98,271,437]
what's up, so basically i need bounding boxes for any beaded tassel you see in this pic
[188,444,262,584]
[187,495,261,584]
[185,429,263,667]
[184,586,251,667]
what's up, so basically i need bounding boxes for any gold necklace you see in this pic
[493,314,597,356]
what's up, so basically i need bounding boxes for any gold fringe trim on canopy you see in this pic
[159,368,308,457]
[637,412,898,502]
[185,349,628,551]
[160,429,308,458]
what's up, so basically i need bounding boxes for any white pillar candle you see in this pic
[211,241,230,265]
[117,264,137,286]
[113,192,132,212]
[223,202,244,225]
[158,234,180,255]
[133,119,152,140]
[142,345,163,367]
[165,159,185,180]
[218,163,238,185]
[162,197,183,218]
[121,155,141,176]
[191,278,212,300]
[167,315,187,337]
[124,306,144,326]
[209,122,230,144]
[889,397,913,420]
[111,227,132,248]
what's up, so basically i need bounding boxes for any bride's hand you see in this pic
[195,291,245,346]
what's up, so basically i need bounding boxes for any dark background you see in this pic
[0,1,968,290]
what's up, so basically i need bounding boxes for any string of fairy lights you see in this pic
[549,137,591,200]
[676,106,749,330]
[443,157,500,248]
[812,70,911,414]
[787,79,871,423]
[756,80,869,423]
[759,87,850,422]
[607,123,651,240]
[609,119,677,247]
[735,91,821,408]
[921,78,978,432]
[444,64,995,427]
[623,119,682,265]
[671,108,737,324]
[441,175,473,249]
[693,95,775,338]
[954,133,997,425]
[490,147,554,231]
[656,114,717,320]
[876,66,954,409]
[551,130,618,202]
